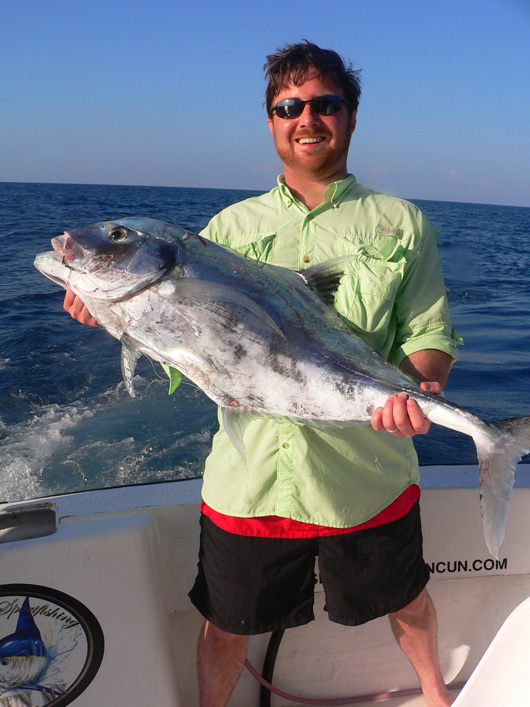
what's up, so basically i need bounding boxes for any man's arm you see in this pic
[371,349,453,437]
[63,290,99,327]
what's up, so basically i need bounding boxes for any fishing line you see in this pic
[143,356,200,392]
[144,355,166,381]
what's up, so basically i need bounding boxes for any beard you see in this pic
[274,129,353,180]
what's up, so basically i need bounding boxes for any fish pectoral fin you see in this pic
[172,280,286,339]
[222,407,258,459]
[120,334,141,397]
[298,256,353,305]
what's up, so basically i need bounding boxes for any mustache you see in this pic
[293,129,330,139]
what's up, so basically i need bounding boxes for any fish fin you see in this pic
[173,279,286,339]
[222,407,255,459]
[16,597,42,639]
[299,256,353,305]
[120,334,141,397]
[475,416,530,558]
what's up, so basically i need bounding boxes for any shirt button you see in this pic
[302,255,310,263]
[282,442,290,449]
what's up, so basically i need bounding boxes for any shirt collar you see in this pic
[277,173,357,209]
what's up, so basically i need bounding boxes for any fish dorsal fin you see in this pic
[299,256,353,305]
[16,597,41,639]
[172,280,286,339]
[121,334,141,397]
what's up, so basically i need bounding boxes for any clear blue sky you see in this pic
[2,0,529,206]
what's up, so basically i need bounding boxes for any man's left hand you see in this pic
[371,381,443,437]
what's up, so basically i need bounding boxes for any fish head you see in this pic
[0,654,48,688]
[34,217,185,301]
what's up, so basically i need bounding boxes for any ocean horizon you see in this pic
[4,180,528,210]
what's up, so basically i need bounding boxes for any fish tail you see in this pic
[473,415,530,558]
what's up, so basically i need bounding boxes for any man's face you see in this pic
[267,72,356,181]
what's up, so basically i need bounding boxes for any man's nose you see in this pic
[298,103,320,127]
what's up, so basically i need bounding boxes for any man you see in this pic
[65,42,459,706]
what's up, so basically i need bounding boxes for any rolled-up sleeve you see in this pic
[391,216,462,367]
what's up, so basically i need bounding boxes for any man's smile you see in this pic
[296,136,326,144]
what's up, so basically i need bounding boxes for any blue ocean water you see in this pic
[1,182,530,503]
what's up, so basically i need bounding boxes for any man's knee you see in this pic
[202,620,248,648]
[390,588,431,620]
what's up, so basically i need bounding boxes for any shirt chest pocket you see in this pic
[334,238,406,334]
[223,234,276,262]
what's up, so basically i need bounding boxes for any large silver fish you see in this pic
[34,217,530,558]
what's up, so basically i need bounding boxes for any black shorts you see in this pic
[188,501,430,635]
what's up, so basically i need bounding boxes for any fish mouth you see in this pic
[52,233,86,264]
[33,250,70,288]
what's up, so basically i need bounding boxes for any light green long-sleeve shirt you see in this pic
[199,175,460,527]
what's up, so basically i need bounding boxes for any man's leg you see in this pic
[197,620,248,707]
[388,588,455,707]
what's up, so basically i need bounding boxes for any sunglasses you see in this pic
[271,95,351,119]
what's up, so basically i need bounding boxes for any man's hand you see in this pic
[63,289,99,327]
[371,382,442,437]
[371,349,452,438]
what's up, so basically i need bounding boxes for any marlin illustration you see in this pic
[0,597,49,691]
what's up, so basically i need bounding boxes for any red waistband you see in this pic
[201,484,420,538]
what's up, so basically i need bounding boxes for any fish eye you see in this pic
[108,226,128,242]
[0,659,9,666]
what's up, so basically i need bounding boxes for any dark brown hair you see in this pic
[264,40,362,116]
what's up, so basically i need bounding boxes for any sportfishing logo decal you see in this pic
[0,585,104,706]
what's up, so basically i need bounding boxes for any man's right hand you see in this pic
[63,289,99,327]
